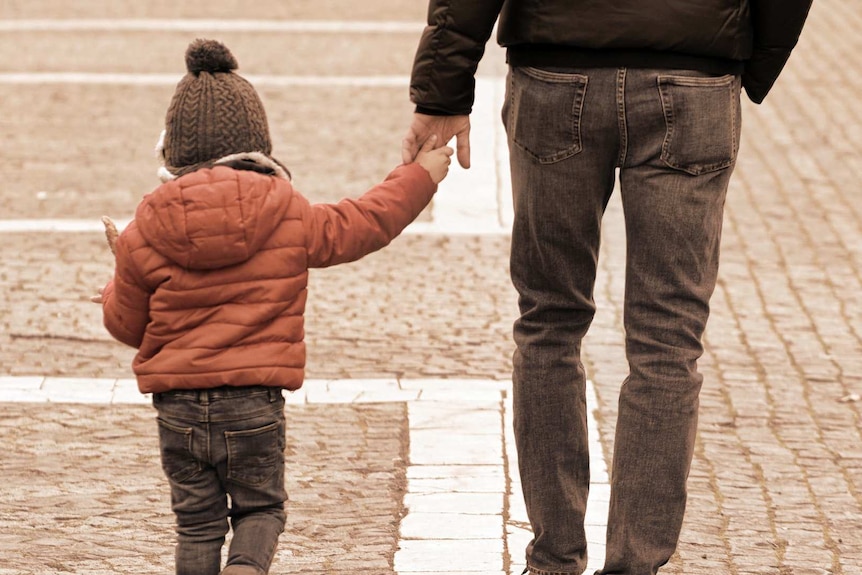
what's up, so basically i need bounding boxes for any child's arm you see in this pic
[306,138,453,268]
[98,225,153,348]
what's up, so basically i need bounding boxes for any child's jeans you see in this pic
[153,386,287,575]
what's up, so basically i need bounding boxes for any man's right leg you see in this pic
[504,65,621,575]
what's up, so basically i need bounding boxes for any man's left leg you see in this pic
[600,68,742,574]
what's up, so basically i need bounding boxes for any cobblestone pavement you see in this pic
[0,401,408,575]
[1,0,862,574]
[0,233,516,381]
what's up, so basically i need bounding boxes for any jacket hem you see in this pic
[507,45,744,76]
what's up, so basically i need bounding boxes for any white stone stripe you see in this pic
[0,219,121,233]
[0,376,513,405]
[0,19,425,33]
[0,72,409,87]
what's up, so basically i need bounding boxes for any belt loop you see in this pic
[269,388,279,402]
[198,390,210,405]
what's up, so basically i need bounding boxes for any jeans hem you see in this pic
[524,565,582,575]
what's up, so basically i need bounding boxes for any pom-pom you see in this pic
[185,39,238,75]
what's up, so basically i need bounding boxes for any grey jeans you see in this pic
[504,66,741,575]
[154,386,287,575]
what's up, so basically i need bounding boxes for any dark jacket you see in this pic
[410,0,812,113]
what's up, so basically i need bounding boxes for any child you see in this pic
[93,39,452,575]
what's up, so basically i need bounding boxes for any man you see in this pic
[402,2,812,574]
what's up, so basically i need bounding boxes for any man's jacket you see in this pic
[410,0,813,113]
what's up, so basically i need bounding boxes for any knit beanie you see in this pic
[162,39,272,175]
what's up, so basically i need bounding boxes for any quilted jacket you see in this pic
[101,162,435,394]
[410,0,812,112]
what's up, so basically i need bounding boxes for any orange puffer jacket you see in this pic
[101,162,435,394]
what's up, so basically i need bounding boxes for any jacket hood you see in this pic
[135,157,293,270]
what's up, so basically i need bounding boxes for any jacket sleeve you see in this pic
[743,0,813,104]
[305,163,436,268]
[101,229,152,349]
[410,0,506,115]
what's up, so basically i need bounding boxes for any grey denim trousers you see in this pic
[504,66,742,575]
[154,386,287,575]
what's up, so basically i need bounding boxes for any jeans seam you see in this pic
[616,67,628,167]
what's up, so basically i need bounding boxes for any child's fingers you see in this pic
[435,146,454,164]
[90,288,104,304]
[419,134,438,153]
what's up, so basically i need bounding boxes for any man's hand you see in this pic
[402,113,471,169]
[414,135,455,184]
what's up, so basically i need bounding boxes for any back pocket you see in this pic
[658,74,740,175]
[509,67,588,164]
[225,421,284,487]
[157,419,200,482]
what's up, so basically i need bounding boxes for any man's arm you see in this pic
[404,0,506,167]
[743,0,814,103]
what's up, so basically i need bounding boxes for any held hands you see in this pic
[402,113,471,169]
[414,135,455,184]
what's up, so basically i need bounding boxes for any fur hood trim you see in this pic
[155,130,290,182]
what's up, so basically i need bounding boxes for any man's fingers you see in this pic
[456,139,471,169]
[455,124,471,169]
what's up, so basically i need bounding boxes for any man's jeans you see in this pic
[154,386,287,575]
[503,66,742,575]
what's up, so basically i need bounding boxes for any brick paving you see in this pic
[0,233,516,381]
[0,402,408,575]
[1,0,862,574]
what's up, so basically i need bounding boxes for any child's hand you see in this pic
[90,287,105,304]
[414,135,454,184]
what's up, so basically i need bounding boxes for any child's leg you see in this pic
[222,502,285,575]
[155,395,230,575]
[170,467,230,575]
[213,389,287,575]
